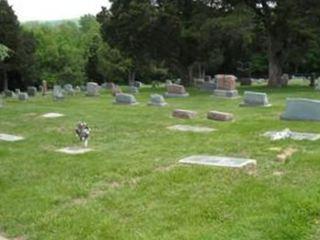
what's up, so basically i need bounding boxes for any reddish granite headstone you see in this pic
[215,75,237,90]
[172,109,197,119]
[167,84,186,94]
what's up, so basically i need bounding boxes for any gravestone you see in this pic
[133,81,143,88]
[240,78,252,86]
[214,74,238,98]
[0,97,3,108]
[281,98,320,121]
[114,93,138,105]
[179,155,257,169]
[86,82,100,96]
[111,85,122,96]
[148,94,167,107]
[168,125,215,133]
[42,80,48,95]
[240,91,271,107]
[56,147,92,155]
[205,75,212,82]
[207,111,234,121]
[172,109,197,119]
[27,86,37,97]
[194,78,205,88]
[0,133,24,142]
[42,113,64,118]
[263,128,320,141]
[164,84,189,98]
[199,81,216,92]
[15,89,20,95]
[4,90,14,98]
[128,85,139,94]
[18,92,29,101]
[166,80,173,86]
[64,84,75,95]
[53,85,64,100]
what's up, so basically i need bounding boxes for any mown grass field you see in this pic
[1,80,320,240]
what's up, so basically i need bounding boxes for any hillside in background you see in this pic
[23,18,80,27]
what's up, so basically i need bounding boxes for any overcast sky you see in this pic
[7,0,110,22]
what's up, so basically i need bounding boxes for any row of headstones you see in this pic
[194,74,290,91]
[165,75,320,121]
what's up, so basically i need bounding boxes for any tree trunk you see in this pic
[187,65,193,86]
[1,69,8,91]
[128,71,135,86]
[267,37,283,87]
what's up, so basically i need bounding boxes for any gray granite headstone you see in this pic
[18,92,29,101]
[240,91,271,107]
[27,86,37,97]
[179,155,257,169]
[200,81,216,92]
[64,84,75,95]
[86,82,100,96]
[53,85,64,100]
[281,98,320,121]
[128,85,139,94]
[114,93,138,105]
[148,94,167,107]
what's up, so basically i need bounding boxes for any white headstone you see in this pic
[168,125,215,133]
[179,155,256,169]
[56,147,92,155]
[0,134,24,142]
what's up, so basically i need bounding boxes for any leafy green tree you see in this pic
[97,1,156,84]
[0,0,20,90]
[239,0,320,87]
[0,44,10,61]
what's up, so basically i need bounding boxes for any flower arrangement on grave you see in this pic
[75,122,90,148]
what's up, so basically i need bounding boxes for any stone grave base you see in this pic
[213,89,238,98]
[168,125,215,133]
[164,92,189,98]
[42,113,65,118]
[263,128,320,141]
[56,147,93,155]
[0,133,24,142]
[113,101,139,105]
[239,102,272,107]
[179,155,256,169]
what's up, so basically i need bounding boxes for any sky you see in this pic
[7,0,110,22]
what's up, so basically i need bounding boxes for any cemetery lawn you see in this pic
[1,82,320,240]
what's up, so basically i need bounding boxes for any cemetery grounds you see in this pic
[0,79,320,239]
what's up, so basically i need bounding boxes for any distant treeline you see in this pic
[1,0,320,90]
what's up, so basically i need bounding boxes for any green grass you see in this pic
[1,81,320,239]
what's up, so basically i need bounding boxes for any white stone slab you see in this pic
[42,113,65,118]
[263,128,320,141]
[168,125,215,133]
[179,155,256,169]
[56,147,93,155]
[0,134,24,142]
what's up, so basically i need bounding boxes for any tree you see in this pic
[240,0,320,87]
[97,1,156,84]
[0,44,10,61]
[0,0,20,90]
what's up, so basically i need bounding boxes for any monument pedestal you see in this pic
[164,92,189,98]
[213,89,238,98]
